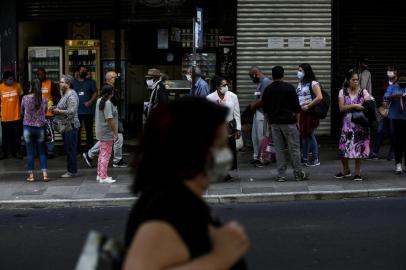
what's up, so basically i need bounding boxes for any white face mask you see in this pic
[387,71,395,79]
[146,79,154,88]
[186,74,192,82]
[219,85,228,94]
[297,71,305,80]
[206,147,233,183]
[389,81,394,85]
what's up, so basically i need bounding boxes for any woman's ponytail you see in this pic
[99,84,113,111]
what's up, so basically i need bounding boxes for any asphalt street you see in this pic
[1,198,406,270]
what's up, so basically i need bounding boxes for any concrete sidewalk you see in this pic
[0,147,406,208]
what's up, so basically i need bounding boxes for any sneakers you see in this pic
[99,178,116,184]
[82,152,93,168]
[395,164,403,174]
[352,175,363,181]
[301,158,308,165]
[276,176,286,182]
[60,172,77,178]
[295,171,309,181]
[96,176,113,181]
[250,159,261,166]
[113,159,128,168]
[306,159,321,167]
[334,171,352,179]
[367,153,379,160]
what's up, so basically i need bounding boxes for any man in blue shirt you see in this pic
[187,67,210,97]
[72,65,98,151]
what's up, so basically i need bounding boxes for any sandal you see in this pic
[43,175,50,182]
[26,175,35,182]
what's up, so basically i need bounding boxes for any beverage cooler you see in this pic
[65,40,101,89]
[28,47,63,83]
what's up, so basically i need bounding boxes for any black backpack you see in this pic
[309,83,330,119]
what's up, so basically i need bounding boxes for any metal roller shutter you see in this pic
[237,0,332,135]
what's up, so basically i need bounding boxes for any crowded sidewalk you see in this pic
[0,142,405,208]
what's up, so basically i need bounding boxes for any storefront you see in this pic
[14,0,237,136]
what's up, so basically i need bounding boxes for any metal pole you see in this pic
[191,17,197,96]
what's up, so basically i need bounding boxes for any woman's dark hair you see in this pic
[212,76,226,90]
[132,97,229,194]
[99,84,113,111]
[343,69,359,89]
[31,79,43,111]
[299,63,317,84]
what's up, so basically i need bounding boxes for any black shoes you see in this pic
[113,159,128,168]
[335,171,352,179]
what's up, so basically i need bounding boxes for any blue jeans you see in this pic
[23,126,47,172]
[62,128,78,174]
[302,130,318,161]
[372,118,395,155]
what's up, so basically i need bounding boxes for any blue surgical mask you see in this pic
[5,79,14,85]
[297,71,305,81]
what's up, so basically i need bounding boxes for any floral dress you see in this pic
[338,89,370,158]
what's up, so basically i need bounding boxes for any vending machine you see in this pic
[64,40,101,89]
[28,47,63,83]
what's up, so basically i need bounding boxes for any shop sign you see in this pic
[288,37,304,48]
[35,48,47,58]
[310,37,327,49]
[65,40,100,47]
[268,37,284,49]
[195,8,203,49]
[219,36,235,47]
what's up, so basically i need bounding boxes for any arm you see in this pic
[55,94,78,116]
[303,83,322,111]
[233,95,241,139]
[339,96,363,112]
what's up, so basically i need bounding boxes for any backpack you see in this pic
[309,83,330,119]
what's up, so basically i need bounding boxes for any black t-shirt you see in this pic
[262,80,301,124]
[125,183,247,269]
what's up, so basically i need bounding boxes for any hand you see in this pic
[48,106,56,112]
[302,104,310,111]
[235,130,241,140]
[210,221,250,268]
[353,104,364,111]
[84,101,92,108]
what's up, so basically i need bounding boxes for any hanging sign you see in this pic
[195,8,203,49]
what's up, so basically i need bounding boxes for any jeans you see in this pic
[302,130,318,161]
[392,119,406,165]
[1,120,21,156]
[88,133,123,163]
[62,128,78,174]
[23,126,47,172]
[271,124,302,177]
[372,118,395,155]
[252,111,267,160]
[78,114,94,151]
[97,140,113,179]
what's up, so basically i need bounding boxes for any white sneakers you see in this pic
[395,164,403,174]
[96,176,116,183]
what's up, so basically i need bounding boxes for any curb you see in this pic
[1,188,406,209]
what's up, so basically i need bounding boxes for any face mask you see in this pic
[387,71,395,78]
[297,71,305,80]
[252,76,260,84]
[398,82,406,89]
[146,79,154,88]
[389,81,394,85]
[5,79,14,86]
[80,72,87,79]
[206,147,233,183]
[219,85,228,94]
[186,74,192,82]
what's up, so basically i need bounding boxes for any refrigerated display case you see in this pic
[28,47,63,83]
[65,40,101,89]
[102,59,127,120]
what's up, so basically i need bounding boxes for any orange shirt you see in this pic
[41,79,53,117]
[0,82,23,122]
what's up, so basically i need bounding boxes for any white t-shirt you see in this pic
[296,81,319,106]
[206,91,241,131]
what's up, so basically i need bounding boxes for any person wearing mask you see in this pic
[249,67,272,167]
[72,65,97,152]
[21,79,49,182]
[367,65,396,161]
[50,75,80,178]
[145,68,168,116]
[186,67,210,97]
[124,97,249,270]
[207,77,241,181]
[36,67,60,159]
[82,71,128,168]
[384,68,406,174]
[336,69,371,181]
[0,71,23,159]
[355,57,372,95]
[95,85,118,184]
[296,63,323,166]
[262,66,309,182]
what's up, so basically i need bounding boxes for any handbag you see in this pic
[378,105,389,118]
[351,111,369,127]
[44,120,55,143]
[52,116,72,133]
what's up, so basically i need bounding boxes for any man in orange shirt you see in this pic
[37,68,60,158]
[0,71,23,159]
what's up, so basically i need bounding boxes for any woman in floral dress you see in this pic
[335,69,371,181]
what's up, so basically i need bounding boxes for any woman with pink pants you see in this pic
[95,85,118,183]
